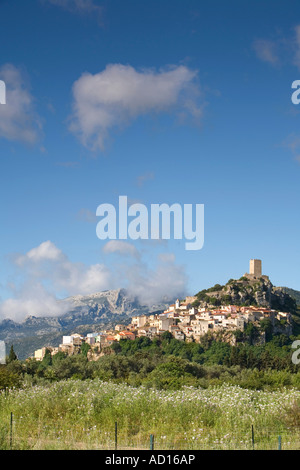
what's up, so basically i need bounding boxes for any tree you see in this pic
[7,345,17,363]
[0,365,21,390]
[260,318,273,342]
[52,351,67,364]
[161,331,173,343]
[41,348,52,367]
[80,342,91,357]
[244,323,259,345]
[111,341,122,354]
[201,341,231,365]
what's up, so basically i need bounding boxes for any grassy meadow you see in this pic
[1,379,300,450]
[2,333,300,450]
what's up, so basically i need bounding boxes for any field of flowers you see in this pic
[0,379,300,450]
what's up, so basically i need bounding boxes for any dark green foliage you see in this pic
[0,365,21,390]
[52,351,67,364]
[41,348,52,366]
[271,294,297,314]
[244,322,260,345]
[221,294,232,303]
[205,284,224,292]
[51,354,91,380]
[80,342,91,357]
[7,345,17,363]
[200,341,232,365]
[281,287,300,306]
[260,318,273,342]
[143,357,206,390]
[3,329,300,391]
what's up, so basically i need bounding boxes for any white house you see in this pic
[131,315,148,328]
[158,317,175,331]
[190,319,210,336]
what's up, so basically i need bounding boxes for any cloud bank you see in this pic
[0,241,111,322]
[0,64,42,144]
[252,25,300,70]
[69,63,202,151]
[0,240,187,322]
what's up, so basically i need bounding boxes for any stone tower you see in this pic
[249,259,262,278]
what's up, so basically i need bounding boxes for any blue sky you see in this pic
[1,0,300,321]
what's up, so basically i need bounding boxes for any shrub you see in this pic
[0,365,21,390]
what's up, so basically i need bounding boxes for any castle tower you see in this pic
[249,259,262,278]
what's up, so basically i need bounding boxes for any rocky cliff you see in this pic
[193,276,297,313]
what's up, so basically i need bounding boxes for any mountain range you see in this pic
[0,289,170,360]
[1,280,300,361]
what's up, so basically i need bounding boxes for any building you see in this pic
[62,334,83,346]
[190,319,210,336]
[158,316,175,331]
[115,324,126,331]
[34,347,48,361]
[249,259,262,278]
[116,331,136,341]
[173,329,185,341]
[105,335,117,345]
[86,333,99,345]
[86,336,96,345]
[95,333,107,343]
[131,315,148,328]
[34,346,58,360]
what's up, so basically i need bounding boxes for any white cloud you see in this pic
[26,241,112,296]
[0,240,187,321]
[125,254,187,306]
[137,171,154,187]
[0,241,112,321]
[102,240,140,259]
[293,25,300,70]
[62,263,111,295]
[0,64,42,144]
[252,26,300,70]
[69,63,202,151]
[158,253,176,263]
[252,39,279,65]
[0,284,71,323]
[16,240,62,265]
[76,208,98,223]
[281,134,300,162]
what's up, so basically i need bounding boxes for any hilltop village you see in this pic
[34,260,293,361]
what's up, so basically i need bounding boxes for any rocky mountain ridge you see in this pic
[193,276,298,313]
[0,288,170,359]
[1,279,299,360]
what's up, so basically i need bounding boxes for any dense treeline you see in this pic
[1,331,300,392]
